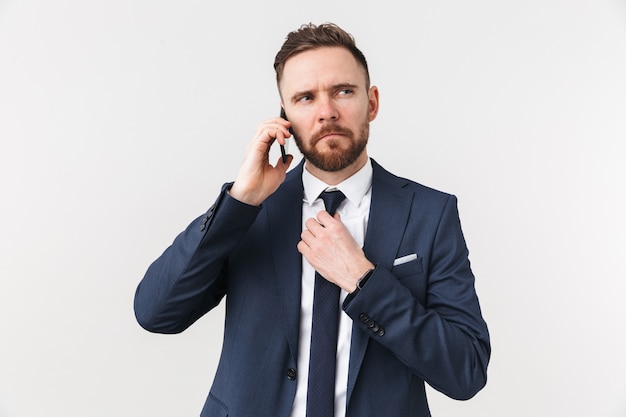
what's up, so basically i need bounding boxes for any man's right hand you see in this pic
[229,117,294,206]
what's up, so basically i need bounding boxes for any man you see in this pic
[134,23,490,417]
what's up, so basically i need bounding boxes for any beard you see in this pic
[292,120,369,172]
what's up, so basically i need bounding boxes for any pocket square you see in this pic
[393,253,418,266]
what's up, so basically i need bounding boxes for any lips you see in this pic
[319,133,343,140]
[313,126,353,144]
[314,133,344,148]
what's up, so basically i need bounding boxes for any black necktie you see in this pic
[306,189,346,417]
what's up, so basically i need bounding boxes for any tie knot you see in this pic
[319,190,346,216]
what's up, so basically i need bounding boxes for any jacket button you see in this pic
[286,368,297,380]
[200,205,216,231]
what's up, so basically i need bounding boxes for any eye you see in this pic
[296,94,313,103]
[336,88,354,97]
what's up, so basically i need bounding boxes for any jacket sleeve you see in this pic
[342,195,490,400]
[133,184,261,334]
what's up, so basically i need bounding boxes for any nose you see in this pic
[317,98,338,122]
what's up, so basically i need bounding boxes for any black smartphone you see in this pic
[279,108,291,163]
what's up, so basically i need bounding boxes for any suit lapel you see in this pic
[363,160,413,270]
[346,159,414,403]
[265,163,305,363]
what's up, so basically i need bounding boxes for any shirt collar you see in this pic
[302,159,373,208]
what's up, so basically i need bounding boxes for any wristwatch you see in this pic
[355,268,374,291]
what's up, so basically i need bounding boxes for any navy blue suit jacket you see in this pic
[134,159,490,417]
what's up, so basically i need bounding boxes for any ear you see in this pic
[367,86,380,122]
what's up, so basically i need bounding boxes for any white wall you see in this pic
[1,1,625,416]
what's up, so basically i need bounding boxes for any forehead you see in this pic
[279,47,366,95]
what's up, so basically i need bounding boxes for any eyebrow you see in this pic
[290,83,360,103]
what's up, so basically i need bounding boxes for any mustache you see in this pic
[311,124,354,145]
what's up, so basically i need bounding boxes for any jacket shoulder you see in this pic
[371,158,455,202]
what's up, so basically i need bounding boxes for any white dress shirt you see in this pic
[290,159,373,417]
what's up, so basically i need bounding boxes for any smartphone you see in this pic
[279,108,292,163]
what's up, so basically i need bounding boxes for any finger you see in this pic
[305,217,325,233]
[316,210,336,226]
[262,117,290,131]
[297,240,311,258]
[299,230,318,252]
[274,125,292,146]
[303,218,319,236]
[272,116,292,132]
[301,228,313,242]
[255,120,289,143]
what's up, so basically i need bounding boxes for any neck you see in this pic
[304,151,369,186]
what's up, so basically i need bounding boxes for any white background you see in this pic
[1,1,625,416]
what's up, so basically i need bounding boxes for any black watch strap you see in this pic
[356,269,374,291]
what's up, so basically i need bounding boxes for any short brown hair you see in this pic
[274,23,370,89]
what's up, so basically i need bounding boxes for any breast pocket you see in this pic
[391,256,423,279]
[391,256,426,305]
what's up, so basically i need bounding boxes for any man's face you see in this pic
[279,47,379,172]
